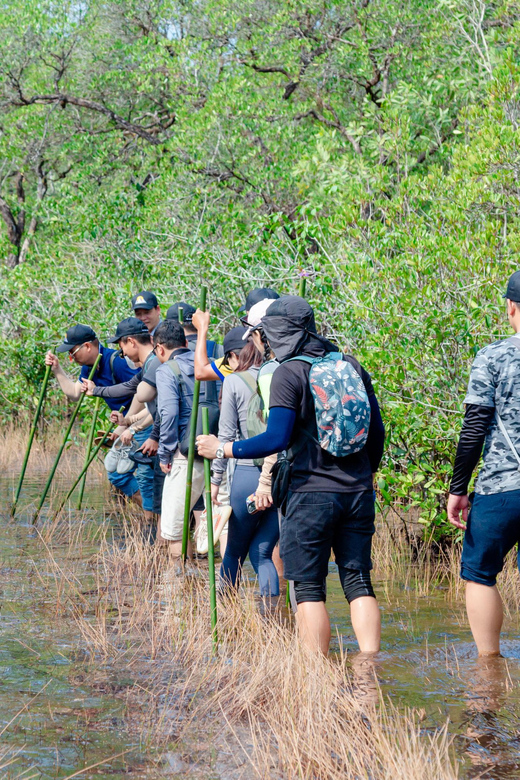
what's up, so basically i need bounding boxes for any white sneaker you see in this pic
[196,505,232,554]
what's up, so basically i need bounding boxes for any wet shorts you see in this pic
[279,490,375,583]
[461,489,520,586]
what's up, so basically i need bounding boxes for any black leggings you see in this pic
[293,566,375,605]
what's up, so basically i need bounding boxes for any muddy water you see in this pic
[3,471,520,779]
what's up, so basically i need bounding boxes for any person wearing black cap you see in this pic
[45,322,141,504]
[448,270,520,656]
[239,287,279,315]
[132,291,161,336]
[45,324,138,409]
[81,317,159,522]
[197,296,385,656]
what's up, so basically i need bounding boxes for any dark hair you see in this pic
[120,333,152,347]
[236,340,262,371]
[222,348,242,367]
[154,320,186,350]
[260,329,273,362]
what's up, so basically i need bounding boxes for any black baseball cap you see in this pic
[56,324,97,353]
[108,317,150,343]
[503,271,520,303]
[239,287,279,313]
[166,302,196,323]
[131,291,158,310]
[223,326,249,353]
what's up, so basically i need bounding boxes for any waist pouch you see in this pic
[270,454,292,514]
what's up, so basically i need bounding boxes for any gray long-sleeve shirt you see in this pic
[156,348,195,465]
[211,367,259,485]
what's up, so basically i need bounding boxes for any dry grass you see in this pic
[1,424,92,474]
[34,511,464,780]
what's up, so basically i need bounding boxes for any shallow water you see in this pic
[327,566,520,779]
[3,471,520,779]
[0,473,159,779]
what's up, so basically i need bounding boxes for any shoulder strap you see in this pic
[235,370,257,394]
[109,351,117,383]
[166,358,188,401]
[497,415,520,468]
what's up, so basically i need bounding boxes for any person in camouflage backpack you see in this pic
[448,271,520,657]
[197,296,385,656]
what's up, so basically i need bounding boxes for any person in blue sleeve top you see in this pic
[45,323,141,503]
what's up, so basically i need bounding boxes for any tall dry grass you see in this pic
[0,424,102,473]
[35,511,463,780]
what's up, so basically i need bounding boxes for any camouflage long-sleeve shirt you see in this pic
[464,335,520,495]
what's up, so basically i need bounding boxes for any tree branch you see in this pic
[8,87,173,145]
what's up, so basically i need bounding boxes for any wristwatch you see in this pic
[128,426,137,435]
[215,443,225,459]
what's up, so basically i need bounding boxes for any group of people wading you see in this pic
[45,273,520,658]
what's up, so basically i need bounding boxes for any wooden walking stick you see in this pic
[51,406,125,519]
[76,396,101,510]
[202,406,218,652]
[181,286,207,561]
[11,364,52,517]
[33,353,101,524]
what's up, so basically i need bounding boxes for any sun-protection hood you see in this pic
[260,295,336,363]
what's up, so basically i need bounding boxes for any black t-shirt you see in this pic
[269,354,375,493]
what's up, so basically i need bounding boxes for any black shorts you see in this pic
[279,490,375,582]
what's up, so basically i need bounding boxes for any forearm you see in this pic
[55,371,82,401]
[449,404,494,495]
[92,374,140,399]
[123,395,144,423]
[232,407,296,459]
[194,325,211,380]
[256,453,277,494]
[128,410,154,431]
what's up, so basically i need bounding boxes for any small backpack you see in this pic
[236,370,266,466]
[289,352,371,458]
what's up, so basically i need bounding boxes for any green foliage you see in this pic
[0,0,519,536]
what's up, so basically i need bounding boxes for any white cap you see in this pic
[242,298,276,339]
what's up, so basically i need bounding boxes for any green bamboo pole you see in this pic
[52,406,125,519]
[11,364,52,517]
[181,286,207,560]
[76,396,101,510]
[178,306,184,325]
[202,406,218,652]
[33,353,101,524]
[298,276,307,298]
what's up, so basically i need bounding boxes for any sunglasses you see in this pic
[69,343,86,360]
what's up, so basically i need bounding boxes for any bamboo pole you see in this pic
[76,396,101,510]
[298,276,307,298]
[52,406,125,519]
[32,353,101,524]
[178,306,184,324]
[181,286,207,561]
[202,406,218,652]
[11,364,52,517]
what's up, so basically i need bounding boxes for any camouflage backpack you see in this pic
[288,352,371,458]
